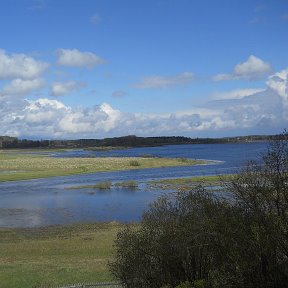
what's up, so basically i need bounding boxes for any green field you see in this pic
[0,150,205,182]
[0,222,123,288]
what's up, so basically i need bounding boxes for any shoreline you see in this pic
[0,174,232,229]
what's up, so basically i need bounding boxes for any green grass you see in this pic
[91,181,112,190]
[67,180,139,190]
[0,150,205,182]
[68,181,113,190]
[114,180,138,189]
[149,175,233,191]
[0,222,123,288]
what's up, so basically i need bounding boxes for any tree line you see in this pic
[0,134,280,149]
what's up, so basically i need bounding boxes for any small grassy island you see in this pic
[0,150,205,182]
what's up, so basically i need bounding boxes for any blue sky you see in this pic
[0,0,288,138]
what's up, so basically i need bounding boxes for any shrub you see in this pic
[109,187,219,288]
[193,279,207,288]
[114,180,138,189]
[129,160,140,167]
[178,157,189,163]
[175,281,193,288]
[93,181,112,189]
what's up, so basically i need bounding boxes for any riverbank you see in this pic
[0,150,205,182]
[0,222,123,288]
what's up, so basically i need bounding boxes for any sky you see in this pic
[0,0,288,139]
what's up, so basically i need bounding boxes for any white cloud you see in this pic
[1,68,288,138]
[266,69,288,117]
[24,98,68,124]
[212,88,265,100]
[134,72,195,89]
[0,78,45,97]
[213,55,272,81]
[56,49,105,68]
[0,49,49,80]
[50,81,85,97]
[234,55,272,78]
[266,69,288,99]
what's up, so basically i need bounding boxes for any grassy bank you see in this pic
[0,150,205,182]
[0,222,123,288]
[149,174,232,191]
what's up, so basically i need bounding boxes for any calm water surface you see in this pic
[0,142,267,227]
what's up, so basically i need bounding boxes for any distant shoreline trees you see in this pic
[0,134,281,149]
[109,133,288,288]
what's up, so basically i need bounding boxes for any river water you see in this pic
[0,142,268,227]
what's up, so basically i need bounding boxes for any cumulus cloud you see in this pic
[134,72,195,89]
[1,68,288,138]
[0,49,49,80]
[56,49,105,68]
[213,55,272,81]
[2,99,122,138]
[0,78,45,97]
[234,55,272,77]
[266,69,288,99]
[266,69,288,117]
[50,81,85,97]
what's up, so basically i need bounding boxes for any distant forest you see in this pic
[0,134,280,149]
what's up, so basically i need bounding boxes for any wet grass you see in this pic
[0,150,205,182]
[91,181,112,190]
[67,180,138,190]
[0,222,123,288]
[114,180,138,189]
[68,181,113,190]
[149,174,233,191]
[129,160,141,166]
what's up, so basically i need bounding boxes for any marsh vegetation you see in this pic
[67,180,138,190]
[0,151,204,182]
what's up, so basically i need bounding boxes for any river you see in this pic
[0,142,268,227]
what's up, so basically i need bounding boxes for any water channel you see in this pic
[0,142,268,227]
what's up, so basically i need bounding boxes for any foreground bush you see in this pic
[109,133,288,288]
